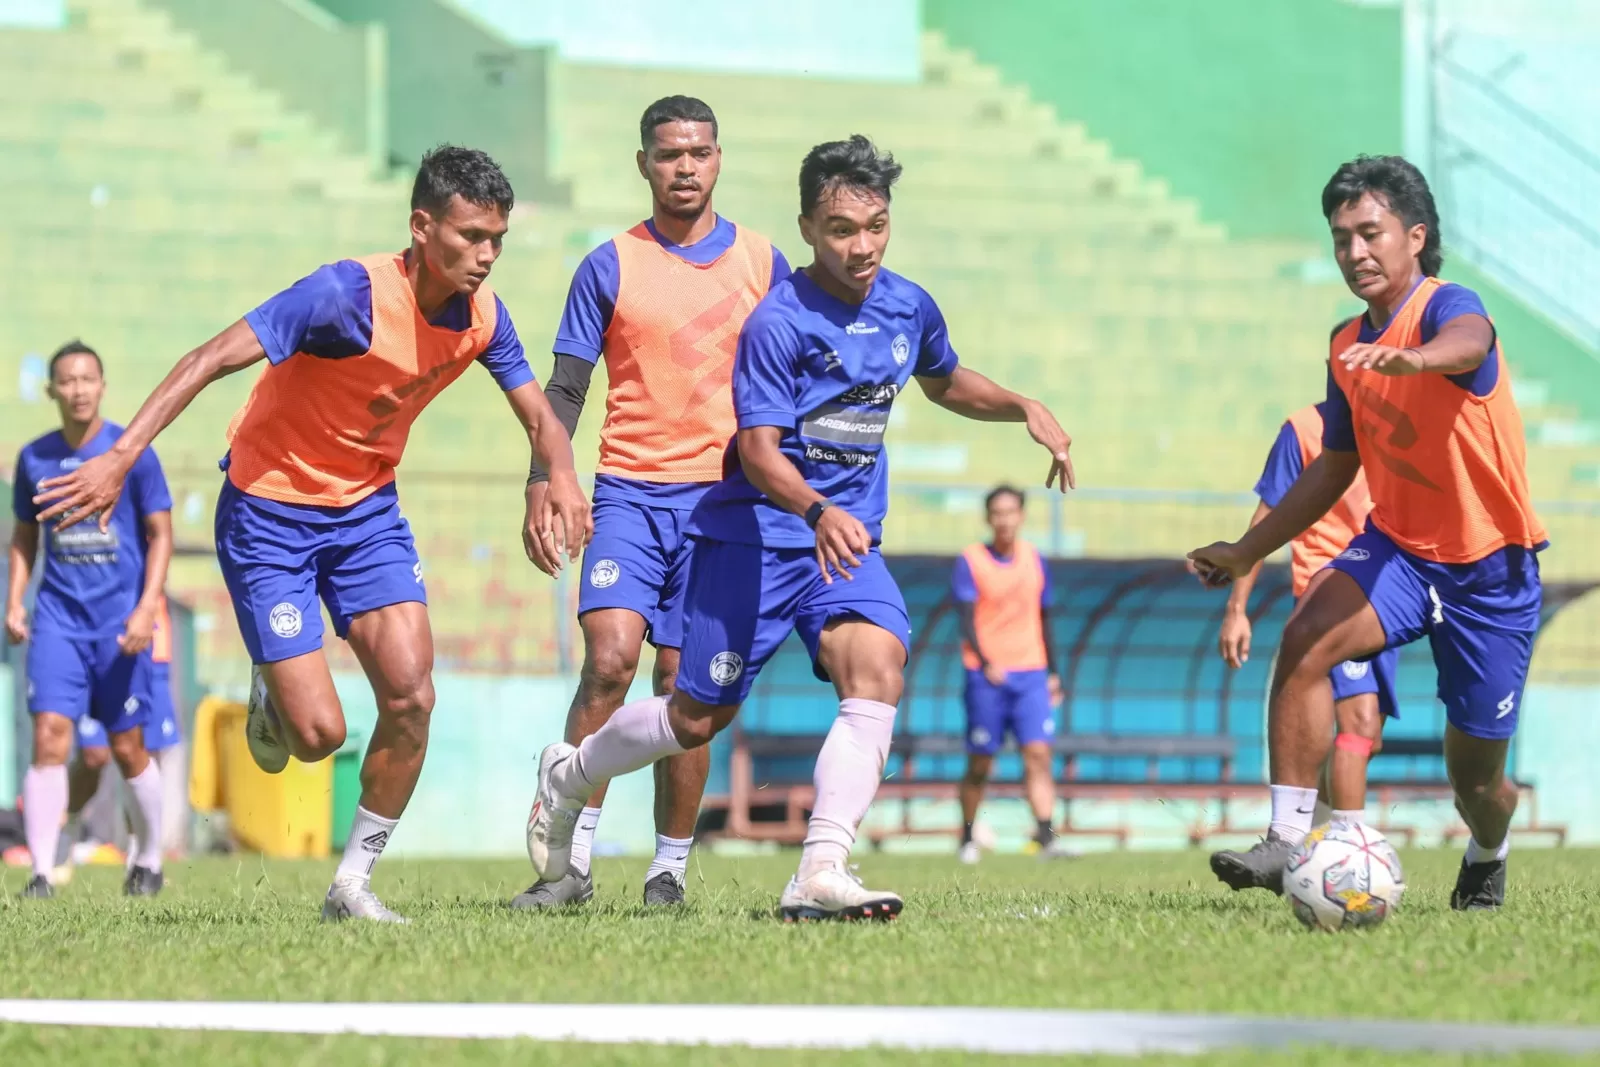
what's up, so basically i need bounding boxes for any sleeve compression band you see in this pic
[527,354,596,485]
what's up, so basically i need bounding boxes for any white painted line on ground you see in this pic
[2,1001,1599,1056]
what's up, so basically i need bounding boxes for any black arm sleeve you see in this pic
[1041,605,1060,676]
[955,600,988,670]
[527,354,596,485]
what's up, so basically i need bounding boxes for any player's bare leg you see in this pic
[1328,693,1384,817]
[958,753,993,863]
[1444,727,1516,910]
[19,713,74,898]
[1212,570,1385,892]
[1019,741,1061,855]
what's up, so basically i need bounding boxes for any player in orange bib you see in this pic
[513,97,788,910]
[1190,156,1546,910]
[34,147,591,923]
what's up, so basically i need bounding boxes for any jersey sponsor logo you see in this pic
[1341,660,1370,680]
[48,523,119,566]
[268,602,303,639]
[834,382,899,407]
[803,443,878,467]
[589,559,621,589]
[708,651,744,686]
[1496,691,1517,719]
[58,457,82,471]
[801,403,891,447]
[1337,547,1370,562]
[891,333,910,367]
[844,322,879,335]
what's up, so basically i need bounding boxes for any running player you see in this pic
[952,485,1063,863]
[32,147,591,923]
[1189,155,1545,909]
[524,135,1075,920]
[1208,402,1398,891]
[512,96,788,910]
[7,341,172,899]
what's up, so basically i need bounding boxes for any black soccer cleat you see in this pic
[509,869,594,910]
[1450,857,1506,912]
[124,866,164,897]
[1210,833,1296,894]
[19,874,54,899]
[642,871,686,907]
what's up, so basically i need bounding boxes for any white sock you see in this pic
[1332,808,1366,824]
[644,834,693,884]
[23,764,69,879]
[123,763,165,873]
[336,805,398,884]
[1464,834,1510,865]
[557,696,685,796]
[569,806,602,877]
[1268,784,1319,846]
[799,698,897,880]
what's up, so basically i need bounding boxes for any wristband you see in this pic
[804,501,831,530]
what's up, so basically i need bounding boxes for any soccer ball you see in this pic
[1282,820,1405,932]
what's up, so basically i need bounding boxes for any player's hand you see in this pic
[1186,540,1255,590]
[522,480,557,574]
[529,470,592,579]
[1047,673,1063,708]
[814,506,871,584]
[1025,401,1075,492]
[33,450,134,532]
[5,602,28,645]
[119,602,156,655]
[1338,343,1425,376]
[983,663,1007,686]
[1218,610,1252,669]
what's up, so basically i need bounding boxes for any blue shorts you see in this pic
[1329,526,1541,741]
[77,661,180,751]
[26,629,153,736]
[964,668,1055,755]
[677,538,912,706]
[578,497,692,649]
[1327,647,1400,719]
[215,480,426,664]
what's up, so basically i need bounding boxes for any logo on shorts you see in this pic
[1496,691,1517,719]
[413,561,424,585]
[1043,716,1057,736]
[969,726,992,748]
[709,651,744,687]
[1341,661,1370,681]
[1337,547,1371,562]
[123,696,140,713]
[268,602,303,639]
[589,559,620,589]
[891,333,910,366]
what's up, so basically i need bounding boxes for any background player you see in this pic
[952,485,1063,863]
[1189,155,1545,910]
[7,340,172,899]
[525,135,1075,921]
[513,96,788,910]
[32,147,591,923]
[1208,402,1398,892]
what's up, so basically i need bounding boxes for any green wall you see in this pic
[923,0,1403,243]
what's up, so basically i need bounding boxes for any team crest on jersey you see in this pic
[1338,547,1371,562]
[709,651,744,686]
[1341,660,1370,681]
[268,602,303,639]
[891,333,910,366]
[589,559,620,589]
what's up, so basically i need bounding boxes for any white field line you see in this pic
[2,1001,1600,1056]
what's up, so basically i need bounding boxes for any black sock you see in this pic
[961,822,975,846]
[1035,818,1055,845]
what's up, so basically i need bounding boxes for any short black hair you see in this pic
[985,484,1025,512]
[49,339,102,379]
[411,145,514,217]
[1321,155,1443,277]
[799,135,902,217]
[640,95,717,149]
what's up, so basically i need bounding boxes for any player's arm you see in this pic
[122,510,173,656]
[1218,500,1272,668]
[1191,454,1358,589]
[504,380,592,577]
[916,369,1074,492]
[950,557,995,677]
[736,425,870,584]
[1338,313,1494,377]
[5,522,37,645]
[527,246,611,489]
[526,356,595,485]
[33,319,269,530]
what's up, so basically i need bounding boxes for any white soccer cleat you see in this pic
[525,743,585,882]
[246,665,290,775]
[958,841,982,865]
[779,864,903,923]
[321,876,408,924]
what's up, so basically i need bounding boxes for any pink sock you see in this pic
[23,764,69,879]
[799,698,897,879]
[123,763,164,873]
[556,696,685,796]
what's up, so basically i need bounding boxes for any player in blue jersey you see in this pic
[6,341,173,899]
[524,135,1075,920]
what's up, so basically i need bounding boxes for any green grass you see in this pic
[2,849,1598,1065]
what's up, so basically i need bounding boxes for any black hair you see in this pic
[48,339,103,379]
[411,145,514,217]
[985,484,1025,512]
[640,95,718,149]
[1320,155,1443,276]
[799,135,902,217]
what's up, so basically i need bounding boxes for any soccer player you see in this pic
[952,485,1063,863]
[1189,155,1545,910]
[524,135,1074,920]
[7,340,172,899]
[1208,403,1398,890]
[32,147,592,923]
[512,96,789,910]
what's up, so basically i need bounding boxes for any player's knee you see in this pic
[1279,611,1340,675]
[289,714,348,762]
[652,659,679,697]
[377,675,434,733]
[584,642,640,697]
[81,746,111,772]
[667,698,734,749]
[108,729,148,772]
[32,717,73,765]
[1335,698,1384,741]
[962,758,992,785]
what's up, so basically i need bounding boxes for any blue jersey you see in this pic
[690,268,960,548]
[12,423,172,638]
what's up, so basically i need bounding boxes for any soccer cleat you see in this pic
[123,866,164,897]
[246,665,290,775]
[19,874,54,899]
[957,841,981,865]
[321,877,408,924]
[1210,833,1296,894]
[642,871,685,907]
[779,865,903,923]
[509,869,594,910]
[525,743,585,882]
[1450,857,1507,912]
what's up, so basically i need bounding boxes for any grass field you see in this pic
[2,848,1598,1065]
